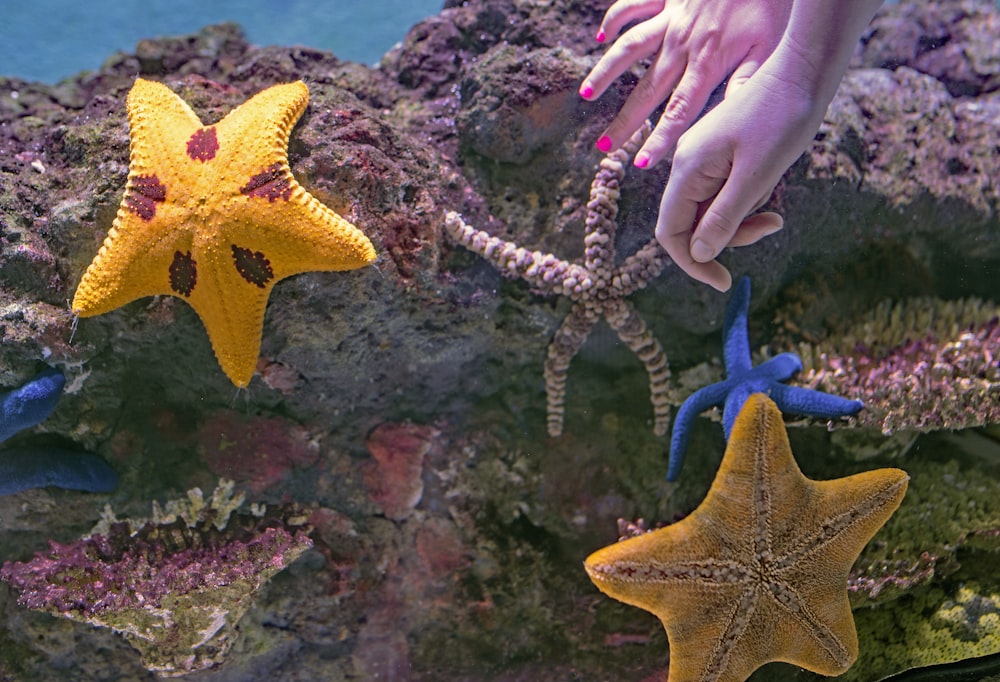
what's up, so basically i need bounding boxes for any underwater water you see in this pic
[1,0,999,681]
[0,0,444,82]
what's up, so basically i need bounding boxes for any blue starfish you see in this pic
[0,367,119,496]
[0,447,119,495]
[0,367,66,443]
[667,276,862,481]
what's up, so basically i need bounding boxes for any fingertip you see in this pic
[596,135,613,153]
[634,152,649,169]
[579,83,594,99]
[679,259,733,293]
[690,238,716,263]
[711,271,733,293]
[596,29,606,43]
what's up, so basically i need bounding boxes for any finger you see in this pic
[726,52,767,97]
[655,169,733,292]
[581,17,667,102]
[727,211,783,247]
[690,177,770,263]
[597,50,686,152]
[636,58,728,168]
[598,0,666,43]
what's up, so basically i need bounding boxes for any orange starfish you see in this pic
[72,78,376,387]
[585,393,908,682]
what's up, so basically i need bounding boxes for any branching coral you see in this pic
[849,457,1000,606]
[787,296,999,434]
[0,480,312,677]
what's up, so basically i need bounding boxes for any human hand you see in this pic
[655,41,835,291]
[579,0,792,168]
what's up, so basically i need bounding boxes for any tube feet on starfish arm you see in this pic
[71,78,376,387]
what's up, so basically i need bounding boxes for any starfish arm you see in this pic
[583,121,651,282]
[215,81,309,163]
[0,368,66,443]
[228,183,376,275]
[544,304,598,436]
[125,79,205,179]
[444,211,578,295]
[72,204,196,315]
[184,257,272,388]
[752,352,803,382]
[722,383,759,440]
[583,158,624,280]
[778,469,908,568]
[722,275,754,376]
[605,299,672,436]
[769,383,864,421]
[667,381,732,481]
[0,447,118,496]
[613,239,671,297]
[73,80,209,315]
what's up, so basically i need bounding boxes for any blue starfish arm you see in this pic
[769,383,864,420]
[0,447,119,496]
[722,276,753,376]
[752,352,803,383]
[0,368,66,444]
[667,381,732,481]
[721,383,760,439]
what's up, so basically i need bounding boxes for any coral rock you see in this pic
[363,422,439,521]
[197,410,320,494]
[0,481,312,677]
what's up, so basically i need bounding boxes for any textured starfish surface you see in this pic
[72,78,377,387]
[0,367,65,443]
[667,276,863,480]
[446,122,671,437]
[586,393,908,682]
[0,447,119,496]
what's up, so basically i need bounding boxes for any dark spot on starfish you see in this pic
[169,251,197,297]
[186,127,219,162]
[124,174,166,221]
[231,245,274,288]
[240,162,293,202]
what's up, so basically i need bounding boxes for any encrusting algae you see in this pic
[0,480,312,677]
[784,295,999,434]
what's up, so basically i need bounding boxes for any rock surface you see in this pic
[1,0,998,680]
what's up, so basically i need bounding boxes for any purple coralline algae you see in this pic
[789,296,999,434]
[0,480,312,677]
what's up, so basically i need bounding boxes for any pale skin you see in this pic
[580,0,885,291]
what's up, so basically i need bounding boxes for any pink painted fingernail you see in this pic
[634,153,649,169]
[579,84,593,99]
[596,135,612,152]
[596,30,606,43]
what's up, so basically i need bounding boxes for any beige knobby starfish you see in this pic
[446,122,672,437]
[585,393,909,682]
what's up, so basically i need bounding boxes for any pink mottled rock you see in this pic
[197,411,320,494]
[415,517,469,578]
[363,422,439,521]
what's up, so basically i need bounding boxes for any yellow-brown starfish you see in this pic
[585,393,908,682]
[72,78,376,387]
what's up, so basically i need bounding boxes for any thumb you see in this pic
[689,176,763,262]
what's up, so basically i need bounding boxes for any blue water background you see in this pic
[0,0,444,84]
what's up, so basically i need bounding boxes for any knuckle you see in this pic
[631,76,661,104]
[698,213,736,242]
[661,90,694,124]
